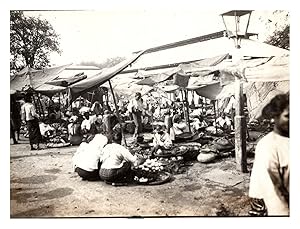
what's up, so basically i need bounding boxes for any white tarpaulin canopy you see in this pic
[10,64,72,91]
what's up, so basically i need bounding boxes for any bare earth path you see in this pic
[10,136,252,218]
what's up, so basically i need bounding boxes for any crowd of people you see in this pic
[10,90,290,215]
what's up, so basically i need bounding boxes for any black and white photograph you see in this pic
[3,0,299,225]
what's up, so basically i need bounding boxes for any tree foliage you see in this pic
[260,10,290,50]
[265,25,289,50]
[10,11,61,72]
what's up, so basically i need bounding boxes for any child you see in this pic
[151,125,173,156]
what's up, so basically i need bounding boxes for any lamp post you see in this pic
[221,10,253,173]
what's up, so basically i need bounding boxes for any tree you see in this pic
[265,25,289,50]
[257,10,289,50]
[10,11,61,72]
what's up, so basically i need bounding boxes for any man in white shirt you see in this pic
[129,92,144,142]
[99,132,144,185]
[21,94,42,150]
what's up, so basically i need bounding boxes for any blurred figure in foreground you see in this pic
[249,93,289,216]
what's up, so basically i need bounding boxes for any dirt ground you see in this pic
[10,135,253,218]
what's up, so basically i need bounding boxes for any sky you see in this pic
[24,10,227,65]
[22,9,279,66]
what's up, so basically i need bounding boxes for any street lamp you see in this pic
[220,10,253,173]
[221,10,253,49]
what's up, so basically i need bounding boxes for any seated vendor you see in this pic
[39,120,55,141]
[191,115,208,133]
[99,132,144,185]
[72,134,108,181]
[151,125,173,156]
[54,107,64,120]
[81,112,95,142]
[68,115,83,145]
[171,114,189,140]
[215,112,232,131]
[79,106,91,116]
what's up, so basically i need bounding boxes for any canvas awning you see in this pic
[219,55,289,84]
[186,74,216,90]
[69,51,145,101]
[47,72,87,87]
[136,67,180,86]
[157,85,180,93]
[35,84,67,97]
[111,82,153,99]
[179,53,229,73]
[10,64,72,91]
[246,81,289,121]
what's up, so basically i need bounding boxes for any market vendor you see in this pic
[171,114,189,140]
[191,115,208,133]
[68,115,83,145]
[215,112,232,131]
[81,111,97,142]
[91,101,103,116]
[151,125,173,156]
[79,106,91,116]
[39,120,55,140]
[72,134,108,181]
[54,107,64,120]
[99,132,144,185]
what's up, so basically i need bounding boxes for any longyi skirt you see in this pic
[27,119,42,144]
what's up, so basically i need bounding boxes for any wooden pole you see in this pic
[90,91,95,107]
[212,100,218,133]
[32,93,40,116]
[108,80,127,146]
[37,93,45,119]
[184,89,191,133]
[234,79,247,172]
[180,89,186,121]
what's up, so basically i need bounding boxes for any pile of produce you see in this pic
[133,158,163,182]
[133,158,173,185]
[46,123,69,148]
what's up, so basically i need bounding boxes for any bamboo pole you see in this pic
[212,100,218,133]
[32,93,40,116]
[90,91,95,107]
[108,80,127,146]
[184,89,191,133]
[37,93,45,119]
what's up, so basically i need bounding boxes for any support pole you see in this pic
[37,93,45,119]
[234,79,247,172]
[32,93,40,116]
[90,91,95,107]
[184,89,191,133]
[108,80,127,146]
[212,100,218,133]
[59,92,61,117]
